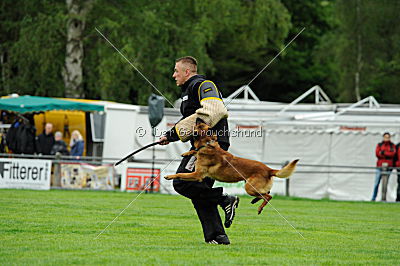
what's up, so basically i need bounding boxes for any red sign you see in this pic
[236,125,262,130]
[340,126,366,131]
[126,168,160,191]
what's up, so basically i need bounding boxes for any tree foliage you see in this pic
[83,0,291,104]
[1,0,399,105]
[251,0,336,102]
[0,0,66,96]
[334,0,400,103]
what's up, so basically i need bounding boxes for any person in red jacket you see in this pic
[372,132,396,201]
[395,143,400,202]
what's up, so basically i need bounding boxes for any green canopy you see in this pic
[0,95,104,113]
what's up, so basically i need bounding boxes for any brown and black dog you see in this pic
[165,121,299,214]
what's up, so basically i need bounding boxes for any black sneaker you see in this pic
[220,195,239,228]
[207,234,230,245]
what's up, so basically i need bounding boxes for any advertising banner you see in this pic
[60,163,115,190]
[126,167,160,191]
[120,162,170,192]
[0,158,51,190]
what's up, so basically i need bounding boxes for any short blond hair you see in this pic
[176,56,197,73]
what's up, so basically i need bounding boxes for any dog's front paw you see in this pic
[181,151,196,157]
[164,175,174,180]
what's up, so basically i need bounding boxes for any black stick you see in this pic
[114,141,160,166]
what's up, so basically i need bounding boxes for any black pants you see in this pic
[173,143,229,242]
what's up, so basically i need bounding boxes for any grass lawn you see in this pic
[0,189,399,265]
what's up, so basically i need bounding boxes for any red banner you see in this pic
[126,167,160,191]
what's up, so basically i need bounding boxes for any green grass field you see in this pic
[0,189,399,265]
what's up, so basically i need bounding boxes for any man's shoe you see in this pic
[220,195,239,228]
[207,234,230,245]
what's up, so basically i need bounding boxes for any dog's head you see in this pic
[192,118,218,150]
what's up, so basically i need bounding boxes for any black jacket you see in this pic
[17,123,36,154]
[36,132,55,155]
[166,75,230,146]
[6,121,36,154]
[50,140,70,156]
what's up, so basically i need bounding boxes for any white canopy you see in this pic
[111,85,400,201]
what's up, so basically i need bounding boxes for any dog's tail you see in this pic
[271,159,299,178]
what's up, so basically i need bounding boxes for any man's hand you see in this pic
[159,136,170,145]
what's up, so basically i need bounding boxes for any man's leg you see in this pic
[175,178,226,242]
[381,167,392,201]
[173,154,229,243]
[372,168,381,201]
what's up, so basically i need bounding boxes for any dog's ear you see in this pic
[196,117,205,125]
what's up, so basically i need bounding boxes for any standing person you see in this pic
[372,132,396,201]
[70,130,84,159]
[159,56,239,245]
[395,142,400,202]
[36,123,55,155]
[50,131,69,156]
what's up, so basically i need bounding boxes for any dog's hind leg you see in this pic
[251,191,270,204]
[251,198,262,204]
[257,194,272,215]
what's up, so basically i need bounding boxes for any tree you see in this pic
[207,0,291,97]
[83,0,291,105]
[334,0,400,103]
[249,0,336,103]
[63,0,93,98]
[0,0,66,97]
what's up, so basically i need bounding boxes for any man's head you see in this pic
[172,56,198,86]
[54,131,63,141]
[383,132,391,142]
[45,123,53,135]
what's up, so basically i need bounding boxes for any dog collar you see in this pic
[195,140,215,151]
[195,146,206,151]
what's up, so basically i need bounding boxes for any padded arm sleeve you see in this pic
[174,81,228,142]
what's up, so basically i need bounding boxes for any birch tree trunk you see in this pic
[63,0,93,98]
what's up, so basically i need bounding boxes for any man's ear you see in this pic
[196,117,205,125]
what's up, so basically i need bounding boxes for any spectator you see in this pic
[70,130,84,159]
[372,132,396,201]
[50,131,69,156]
[395,142,400,202]
[36,123,54,155]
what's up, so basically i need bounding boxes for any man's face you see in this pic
[383,134,391,142]
[55,135,62,141]
[172,62,189,86]
[45,124,53,135]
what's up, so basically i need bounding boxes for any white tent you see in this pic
[104,85,400,202]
